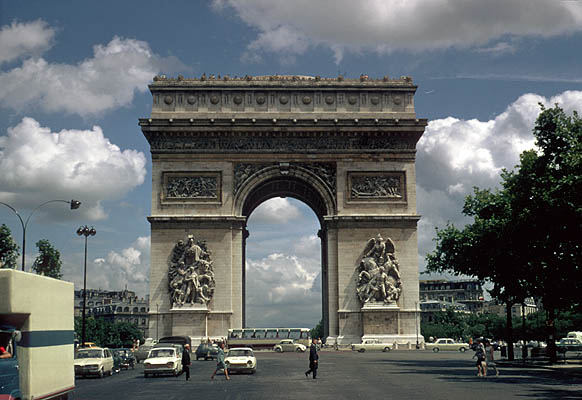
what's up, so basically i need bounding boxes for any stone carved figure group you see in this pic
[168,235,216,307]
[356,234,402,305]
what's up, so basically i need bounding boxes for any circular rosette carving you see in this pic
[187,95,196,105]
[279,96,289,104]
[355,234,402,306]
[168,235,216,308]
[256,95,266,105]
[325,95,335,105]
[210,95,220,105]
[348,96,358,105]
[164,95,174,105]
[393,96,402,105]
[302,96,312,104]
[233,95,243,105]
[370,96,380,105]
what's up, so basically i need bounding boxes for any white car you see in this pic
[143,347,183,378]
[225,347,257,374]
[273,339,307,353]
[425,338,470,353]
[74,347,114,378]
[351,339,392,353]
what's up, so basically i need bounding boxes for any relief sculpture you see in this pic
[356,234,402,305]
[166,176,217,199]
[168,235,216,307]
[351,175,402,199]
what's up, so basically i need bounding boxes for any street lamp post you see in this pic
[0,199,81,271]
[77,225,96,348]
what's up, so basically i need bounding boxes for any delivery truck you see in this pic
[0,269,75,400]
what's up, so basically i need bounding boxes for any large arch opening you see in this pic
[239,175,331,338]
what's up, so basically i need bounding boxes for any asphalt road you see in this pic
[73,350,582,400]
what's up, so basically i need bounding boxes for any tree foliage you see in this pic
[0,224,19,269]
[425,104,582,362]
[421,310,505,342]
[32,239,63,279]
[311,319,324,341]
[75,317,144,348]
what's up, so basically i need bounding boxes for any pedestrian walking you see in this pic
[182,344,191,380]
[485,340,499,376]
[473,340,486,377]
[210,342,230,381]
[305,338,319,379]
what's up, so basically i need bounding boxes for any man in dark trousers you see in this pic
[182,343,191,380]
[305,338,319,379]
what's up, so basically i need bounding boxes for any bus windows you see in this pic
[254,329,266,339]
[242,329,254,339]
[266,329,278,339]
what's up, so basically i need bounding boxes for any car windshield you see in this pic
[76,350,102,359]
[150,349,174,358]
[228,349,253,357]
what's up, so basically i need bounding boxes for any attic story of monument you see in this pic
[140,74,427,345]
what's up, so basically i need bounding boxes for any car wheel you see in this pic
[358,348,365,353]
[433,348,439,353]
[383,347,391,352]
[295,348,303,352]
[275,347,282,353]
[98,368,104,379]
[459,347,466,353]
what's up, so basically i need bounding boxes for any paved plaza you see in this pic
[74,350,581,400]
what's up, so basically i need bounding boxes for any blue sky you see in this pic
[1,0,581,329]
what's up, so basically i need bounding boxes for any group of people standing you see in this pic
[180,341,230,381]
[473,340,499,377]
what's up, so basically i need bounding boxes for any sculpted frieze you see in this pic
[166,176,218,199]
[168,235,216,308]
[356,234,402,306]
[349,172,405,201]
[149,134,415,152]
[233,162,336,196]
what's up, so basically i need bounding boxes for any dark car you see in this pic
[195,343,219,360]
[112,349,136,370]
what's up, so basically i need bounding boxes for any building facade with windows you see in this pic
[74,288,150,337]
[419,279,485,318]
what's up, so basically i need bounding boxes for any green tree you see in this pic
[502,105,582,363]
[0,224,19,269]
[32,239,62,279]
[311,319,324,341]
[75,317,144,348]
[426,104,582,363]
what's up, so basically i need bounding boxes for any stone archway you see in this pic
[140,74,427,345]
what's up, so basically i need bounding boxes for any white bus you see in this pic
[227,328,310,349]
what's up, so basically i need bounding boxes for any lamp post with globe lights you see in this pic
[0,199,81,271]
[77,225,96,348]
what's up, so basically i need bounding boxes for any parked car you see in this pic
[195,343,219,360]
[74,347,115,378]
[557,338,582,353]
[351,339,392,353]
[143,346,183,378]
[225,347,257,374]
[273,339,306,353]
[425,338,470,353]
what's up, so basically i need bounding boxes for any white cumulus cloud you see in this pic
[64,236,151,298]
[213,0,582,63]
[0,117,147,220]
[416,89,582,268]
[0,24,181,116]
[247,197,302,224]
[0,19,55,65]
[246,249,321,327]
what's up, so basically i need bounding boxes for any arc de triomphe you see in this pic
[139,74,427,345]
